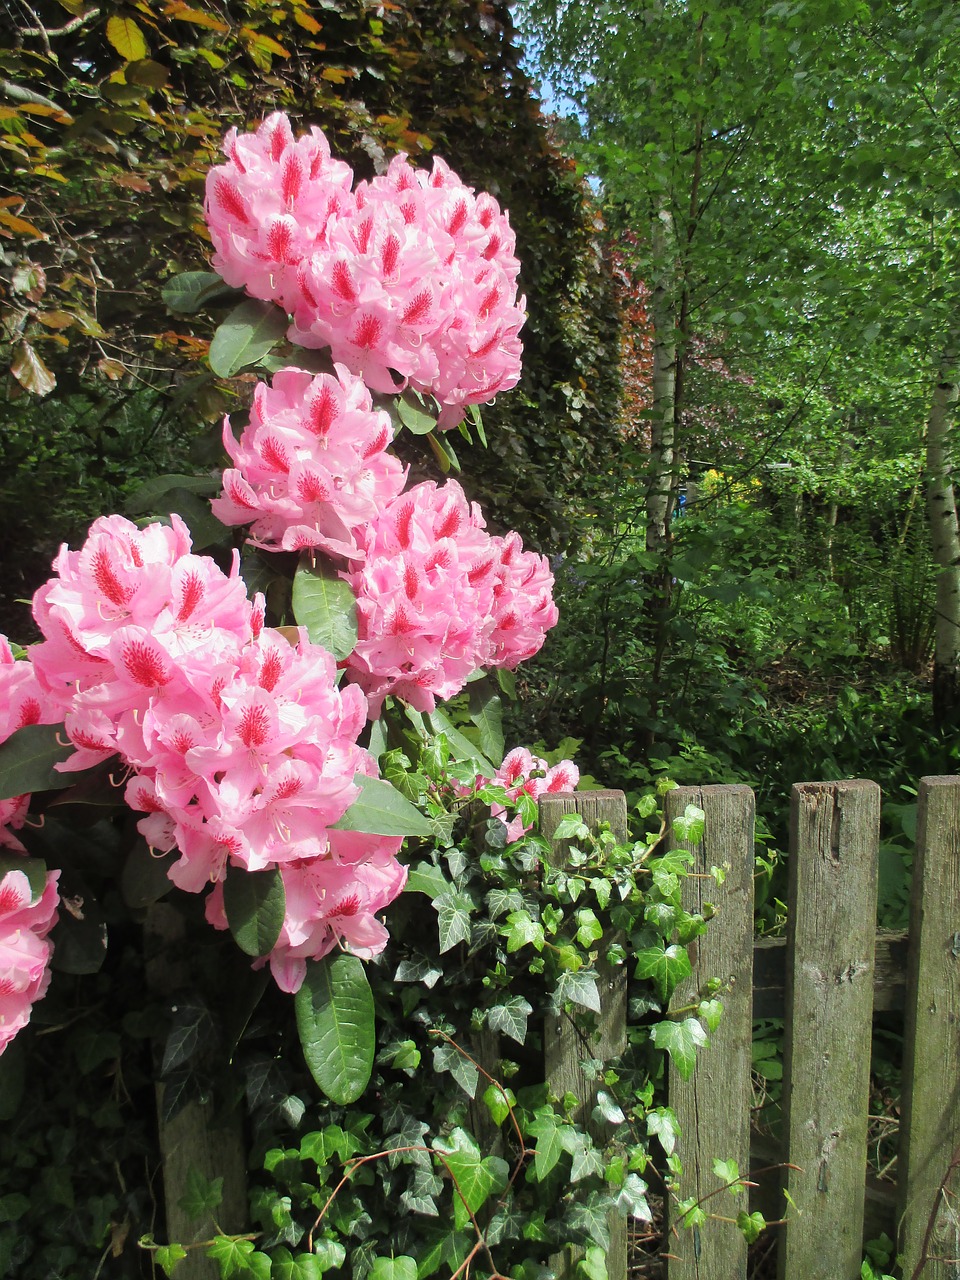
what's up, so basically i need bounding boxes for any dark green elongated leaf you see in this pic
[333,774,433,836]
[295,954,375,1104]
[0,723,76,800]
[161,270,238,313]
[223,864,286,957]
[468,679,504,766]
[426,430,460,473]
[292,556,358,660]
[425,709,495,776]
[208,298,288,377]
[125,471,219,516]
[397,390,439,435]
[0,854,49,904]
[405,861,452,899]
[120,841,175,908]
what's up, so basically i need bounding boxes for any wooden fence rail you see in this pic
[541,777,960,1280]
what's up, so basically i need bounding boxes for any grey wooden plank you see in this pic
[540,790,629,1280]
[778,780,880,1280]
[898,776,960,1280]
[752,929,909,1018]
[665,785,755,1280]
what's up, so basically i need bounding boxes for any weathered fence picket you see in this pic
[665,785,755,1280]
[899,776,960,1280]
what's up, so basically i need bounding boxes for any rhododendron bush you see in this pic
[0,112,573,1098]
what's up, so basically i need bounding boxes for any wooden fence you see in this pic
[539,777,960,1280]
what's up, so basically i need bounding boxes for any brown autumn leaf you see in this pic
[11,342,56,396]
[98,357,127,380]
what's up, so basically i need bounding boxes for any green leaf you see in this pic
[713,1156,742,1190]
[578,1246,608,1280]
[651,1018,708,1081]
[177,1168,223,1220]
[369,1259,418,1280]
[295,954,375,1104]
[698,998,723,1032]
[0,722,78,800]
[292,556,358,660]
[0,854,49,904]
[155,1243,188,1277]
[431,1042,479,1099]
[646,1107,680,1156]
[526,1109,565,1180]
[333,774,433,837]
[672,803,705,845]
[396,390,439,435]
[555,968,601,1012]
[208,298,288,377]
[468,681,504,765]
[223,864,286,957]
[486,995,532,1044]
[432,1128,508,1230]
[125,472,218,516]
[736,1209,766,1244]
[434,890,473,952]
[482,1082,515,1127]
[206,1237,271,1279]
[424,708,495,775]
[633,942,692,1002]
[161,270,237,314]
[120,840,175,908]
[106,14,148,59]
[271,1249,322,1280]
[404,861,451,899]
[565,1191,612,1249]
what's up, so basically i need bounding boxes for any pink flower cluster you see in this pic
[0,866,59,1055]
[488,747,580,843]
[205,112,525,427]
[341,480,558,716]
[0,636,61,851]
[30,514,405,994]
[212,363,405,557]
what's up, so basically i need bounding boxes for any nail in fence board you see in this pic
[778,780,880,1280]
[899,776,960,1280]
[540,790,629,1280]
[665,785,755,1280]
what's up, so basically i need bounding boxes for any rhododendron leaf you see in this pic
[125,472,219,516]
[0,854,49,904]
[161,270,237,314]
[50,890,108,974]
[295,954,375,1104]
[0,722,76,800]
[223,864,286,957]
[208,298,288,377]
[467,680,504,766]
[424,709,495,777]
[292,557,358,660]
[332,775,433,837]
[120,841,175,908]
[396,390,438,436]
[426,431,460,473]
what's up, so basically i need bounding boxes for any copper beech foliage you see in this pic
[0,0,621,549]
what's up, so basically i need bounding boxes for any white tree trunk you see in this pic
[925,332,960,726]
[645,206,677,556]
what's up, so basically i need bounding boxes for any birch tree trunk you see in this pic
[645,205,678,557]
[925,331,960,727]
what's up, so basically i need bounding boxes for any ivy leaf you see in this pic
[633,941,692,1002]
[333,775,433,837]
[737,1210,766,1244]
[526,1107,566,1180]
[578,1246,608,1280]
[431,1042,479,1099]
[646,1106,680,1156]
[295,955,375,1104]
[393,957,443,988]
[292,555,358,660]
[503,909,544,952]
[554,968,601,1013]
[369,1259,417,1280]
[155,1243,188,1277]
[271,1248,322,1280]
[616,1173,652,1221]
[208,298,288,377]
[482,1083,515,1127]
[178,1168,223,1220]
[593,1090,625,1126]
[424,707,495,775]
[223,864,286,957]
[651,1018,708,1081]
[432,1128,508,1230]
[698,998,724,1032]
[671,803,705,845]
[434,891,474,952]
[206,1237,271,1279]
[0,722,77,800]
[486,995,532,1044]
[565,1190,613,1250]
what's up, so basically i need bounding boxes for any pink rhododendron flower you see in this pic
[342,481,558,716]
[0,866,59,1054]
[0,636,63,851]
[30,517,406,990]
[212,364,405,557]
[205,113,525,427]
[488,747,580,843]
